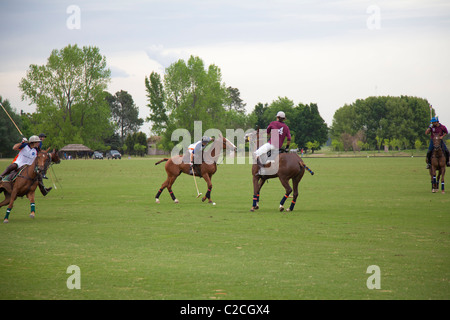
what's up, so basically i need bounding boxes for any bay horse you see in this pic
[0,149,60,223]
[154,135,236,204]
[246,129,314,212]
[429,135,446,193]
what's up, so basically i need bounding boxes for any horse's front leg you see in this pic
[27,191,36,218]
[201,174,213,204]
[441,168,445,194]
[431,167,437,193]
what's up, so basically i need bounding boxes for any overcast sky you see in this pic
[1,0,449,135]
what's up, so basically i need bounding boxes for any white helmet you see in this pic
[276,111,286,119]
[29,135,40,143]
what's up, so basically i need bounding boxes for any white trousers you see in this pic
[254,143,276,157]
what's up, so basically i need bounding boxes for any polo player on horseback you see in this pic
[188,136,215,176]
[254,111,291,169]
[425,117,450,169]
[1,135,52,196]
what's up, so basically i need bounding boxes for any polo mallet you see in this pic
[191,166,202,198]
[0,102,24,136]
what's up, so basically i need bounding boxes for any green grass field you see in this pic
[0,156,448,300]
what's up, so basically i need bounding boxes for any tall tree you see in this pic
[106,90,143,144]
[19,44,112,150]
[157,55,229,149]
[226,86,246,113]
[145,71,168,136]
[0,97,22,157]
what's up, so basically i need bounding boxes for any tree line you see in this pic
[0,44,439,158]
[329,96,433,152]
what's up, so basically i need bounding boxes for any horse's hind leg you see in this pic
[278,178,292,212]
[166,176,179,203]
[201,174,213,204]
[287,172,304,212]
[3,191,17,223]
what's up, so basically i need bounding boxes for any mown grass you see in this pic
[0,156,448,299]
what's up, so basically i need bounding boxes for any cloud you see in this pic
[145,45,191,68]
[109,65,130,78]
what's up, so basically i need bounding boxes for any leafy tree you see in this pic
[124,131,148,155]
[248,102,268,129]
[330,96,430,150]
[226,86,246,113]
[153,55,230,150]
[290,103,328,151]
[106,90,143,144]
[145,71,168,136]
[0,97,22,157]
[18,44,112,150]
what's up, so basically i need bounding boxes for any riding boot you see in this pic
[426,150,432,169]
[1,163,18,179]
[38,178,52,196]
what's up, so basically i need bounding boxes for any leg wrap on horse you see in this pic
[252,195,258,208]
[280,193,290,206]
[155,188,163,199]
[205,188,211,199]
[169,190,176,201]
[31,203,35,213]
[4,208,12,220]
[289,200,296,211]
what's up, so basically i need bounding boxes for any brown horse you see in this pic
[0,149,60,223]
[154,135,236,204]
[429,135,446,193]
[247,129,314,212]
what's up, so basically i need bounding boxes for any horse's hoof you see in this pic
[155,198,160,204]
[30,213,35,219]
[174,199,179,204]
[3,219,8,224]
[279,206,284,212]
[286,208,291,212]
[255,205,259,210]
[250,207,255,212]
[202,197,206,202]
[442,191,446,194]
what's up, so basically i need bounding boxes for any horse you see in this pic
[0,149,60,223]
[154,135,237,204]
[429,135,446,193]
[246,129,314,212]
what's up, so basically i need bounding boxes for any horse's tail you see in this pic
[299,158,314,175]
[155,158,169,166]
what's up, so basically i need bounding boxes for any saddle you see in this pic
[1,165,27,182]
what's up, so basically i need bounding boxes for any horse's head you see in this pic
[220,135,237,153]
[433,135,442,150]
[50,149,61,164]
[35,149,51,175]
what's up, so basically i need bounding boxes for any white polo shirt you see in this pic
[14,145,38,167]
